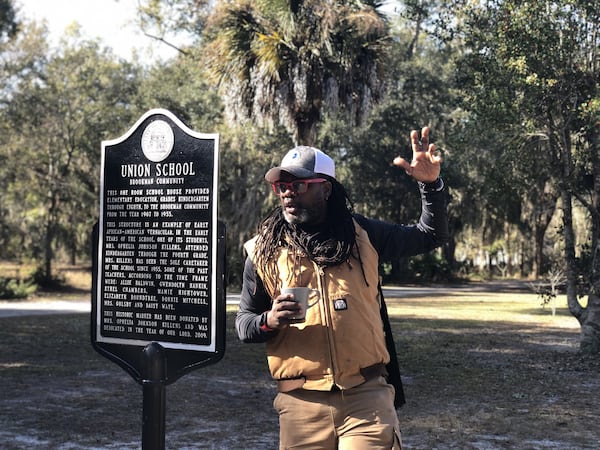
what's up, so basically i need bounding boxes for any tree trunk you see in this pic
[533,224,545,278]
[44,218,54,286]
[552,108,600,353]
[530,185,558,278]
[561,189,581,313]
[443,235,457,272]
[561,173,599,354]
[406,5,423,59]
[583,159,600,353]
[580,292,600,354]
[387,257,409,284]
[295,114,318,146]
[42,189,60,287]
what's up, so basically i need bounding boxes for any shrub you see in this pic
[28,265,65,289]
[0,276,37,299]
[408,252,452,282]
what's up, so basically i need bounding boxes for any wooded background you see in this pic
[0,0,598,352]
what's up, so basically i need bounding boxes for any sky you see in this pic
[15,1,400,63]
[15,0,181,62]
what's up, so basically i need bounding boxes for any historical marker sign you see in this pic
[91,109,225,384]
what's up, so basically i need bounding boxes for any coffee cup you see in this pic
[281,287,320,323]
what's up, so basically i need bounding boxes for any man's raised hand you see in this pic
[393,126,441,183]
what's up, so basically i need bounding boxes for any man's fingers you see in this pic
[421,127,430,149]
[428,143,443,163]
[410,129,420,150]
[411,127,431,152]
[393,156,410,170]
[393,156,414,176]
[428,143,436,158]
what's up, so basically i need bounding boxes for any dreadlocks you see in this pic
[253,178,357,292]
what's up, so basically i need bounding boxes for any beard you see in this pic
[282,196,328,226]
[283,206,313,225]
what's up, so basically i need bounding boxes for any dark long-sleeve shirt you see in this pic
[236,178,449,343]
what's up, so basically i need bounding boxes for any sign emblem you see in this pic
[141,119,174,162]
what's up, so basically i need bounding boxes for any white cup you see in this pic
[281,287,320,323]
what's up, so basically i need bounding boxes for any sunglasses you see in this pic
[271,178,327,195]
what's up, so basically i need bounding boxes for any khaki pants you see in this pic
[273,376,402,450]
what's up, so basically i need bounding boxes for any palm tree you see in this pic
[0,0,18,44]
[203,0,389,145]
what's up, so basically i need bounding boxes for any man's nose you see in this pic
[281,188,297,197]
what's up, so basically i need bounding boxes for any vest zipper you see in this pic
[315,263,338,387]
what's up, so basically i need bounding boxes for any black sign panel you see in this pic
[91,109,225,383]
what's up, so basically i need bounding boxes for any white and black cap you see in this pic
[265,146,336,182]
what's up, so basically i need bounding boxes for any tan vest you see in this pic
[245,220,390,390]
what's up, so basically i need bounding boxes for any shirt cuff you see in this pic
[259,312,274,332]
[418,177,444,193]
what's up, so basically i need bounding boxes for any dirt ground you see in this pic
[0,283,599,449]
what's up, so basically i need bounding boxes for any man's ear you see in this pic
[323,181,333,200]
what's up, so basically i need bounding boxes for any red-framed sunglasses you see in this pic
[271,178,327,195]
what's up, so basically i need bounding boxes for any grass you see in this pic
[387,291,581,324]
[0,287,598,449]
[384,292,596,449]
[0,261,92,301]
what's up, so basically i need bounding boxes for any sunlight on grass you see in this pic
[0,262,30,279]
[59,267,92,290]
[385,292,580,329]
[0,261,92,291]
[0,362,28,369]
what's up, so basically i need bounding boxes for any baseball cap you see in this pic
[265,146,336,182]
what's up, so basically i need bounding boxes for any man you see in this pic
[236,127,449,449]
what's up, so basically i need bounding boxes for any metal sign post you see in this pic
[91,109,226,449]
[142,342,166,450]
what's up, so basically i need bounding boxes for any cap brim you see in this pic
[264,167,317,182]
